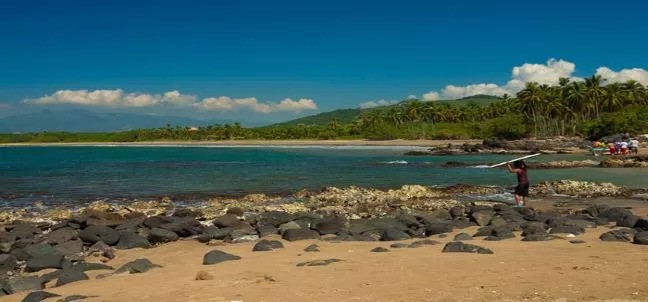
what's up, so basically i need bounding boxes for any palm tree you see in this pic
[584,75,605,118]
[517,82,545,137]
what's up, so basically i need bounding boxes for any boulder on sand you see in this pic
[78,225,120,245]
[599,228,636,242]
[203,250,241,265]
[442,242,493,254]
[252,239,284,252]
[281,229,320,242]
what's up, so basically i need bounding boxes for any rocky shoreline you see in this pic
[1,181,647,299]
[405,137,590,156]
[442,156,648,169]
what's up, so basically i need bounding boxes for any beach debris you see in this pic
[195,270,214,280]
[296,259,342,267]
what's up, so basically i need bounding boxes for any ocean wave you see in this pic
[469,164,491,168]
[381,160,408,165]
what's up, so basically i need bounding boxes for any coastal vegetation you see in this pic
[1,77,647,143]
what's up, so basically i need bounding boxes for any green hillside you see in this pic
[270,95,501,127]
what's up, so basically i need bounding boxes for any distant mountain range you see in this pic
[0,95,501,132]
[0,109,234,133]
[272,95,501,127]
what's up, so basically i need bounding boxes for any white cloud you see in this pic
[195,96,317,113]
[440,84,509,100]
[427,58,583,100]
[596,67,648,85]
[24,89,196,107]
[359,99,398,109]
[422,91,439,101]
[23,89,317,114]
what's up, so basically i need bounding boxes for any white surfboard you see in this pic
[489,153,542,168]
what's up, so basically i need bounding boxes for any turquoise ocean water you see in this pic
[0,146,645,207]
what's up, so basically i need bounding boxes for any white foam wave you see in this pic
[382,160,408,165]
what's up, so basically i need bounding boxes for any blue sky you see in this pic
[1,0,647,122]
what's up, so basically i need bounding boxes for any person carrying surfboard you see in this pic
[507,160,529,207]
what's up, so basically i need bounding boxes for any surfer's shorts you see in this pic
[515,183,529,197]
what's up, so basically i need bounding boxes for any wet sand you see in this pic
[6,226,648,302]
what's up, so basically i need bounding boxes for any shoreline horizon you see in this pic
[0,139,483,148]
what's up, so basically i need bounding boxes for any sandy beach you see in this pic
[5,226,648,302]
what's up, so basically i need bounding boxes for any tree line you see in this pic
[1,76,647,143]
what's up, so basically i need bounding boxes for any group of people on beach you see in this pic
[592,134,640,156]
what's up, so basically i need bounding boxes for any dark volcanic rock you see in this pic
[449,206,464,219]
[634,231,648,245]
[142,216,176,229]
[472,226,494,237]
[115,258,162,274]
[89,241,115,260]
[21,290,61,302]
[634,217,648,230]
[257,224,279,238]
[78,225,120,245]
[0,254,18,272]
[259,211,294,227]
[23,244,64,272]
[203,250,241,265]
[55,269,89,287]
[409,239,440,248]
[1,276,45,294]
[213,214,241,228]
[252,239,284,252]
[44,228,78,245]
[172,208,202,218]
[195,226,230,243]
[442,242,493,254]
[490,227,515,240]
[53,240,83,257]
[313,216,346,235]
[159,217,202,237]
[521,223,548,237]
[470,211,494,226]
[389,243,409,248]
[85,211,125,228]
[424,223,453,236]
[304,244,320,252]
[69,261,113,272]
[600,228,636,242]
[226,207,245,216]
[569,240,586,244]
[148,228,179,244]
[454,233,473,241]
[8,223,42,240]
[616,215,640,228]
[370,247,390,253]
[57,295,96,302]
[281,229,320,242]
[380,228,411,241]
[116,232,151,249]
[521,234,556,241]
[296,259,342,267]
[599,207,633,224]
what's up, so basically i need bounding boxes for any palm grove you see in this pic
[1,76,647,143]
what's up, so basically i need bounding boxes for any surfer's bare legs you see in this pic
[515,195,524,207]
[522,196,528,206]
